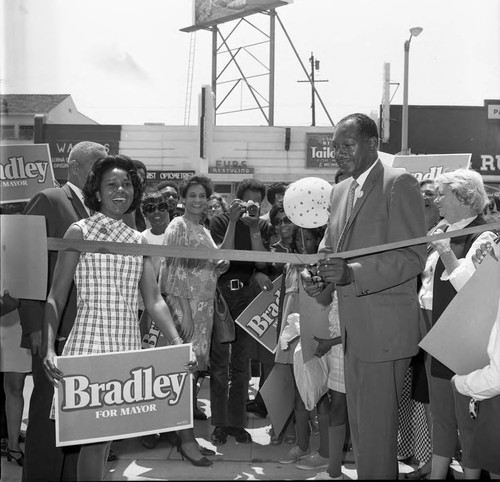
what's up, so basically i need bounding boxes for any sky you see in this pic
[2,0,499,127]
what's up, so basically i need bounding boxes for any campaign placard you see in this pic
[54,344,193,447]
[0,144,56,203]
[0,214,48,300]
[419,254,499,375]
[235,275,282,354]
[392,153,471,182]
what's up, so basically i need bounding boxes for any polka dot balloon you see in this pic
[283,177,333,228]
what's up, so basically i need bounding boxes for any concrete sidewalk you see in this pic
[103,376,359,480]
[1,375,466,480]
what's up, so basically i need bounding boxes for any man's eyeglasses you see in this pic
[143,202,169,214]
[208,203,221,211]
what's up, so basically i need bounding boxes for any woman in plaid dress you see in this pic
[42,156,205,480]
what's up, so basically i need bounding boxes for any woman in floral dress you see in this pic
[162,174,228,419]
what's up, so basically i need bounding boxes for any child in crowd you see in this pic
[277,224,348,480]
[275,226,330,469]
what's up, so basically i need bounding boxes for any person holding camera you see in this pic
[209,178,273,445]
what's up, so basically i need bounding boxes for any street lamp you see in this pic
[401,26,423,155]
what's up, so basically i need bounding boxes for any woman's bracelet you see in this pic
[171,336,183,345]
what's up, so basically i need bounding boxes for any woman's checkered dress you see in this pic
[62,212,144,356]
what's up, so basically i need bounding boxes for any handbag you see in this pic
[293,341,329,411]
[212,287,235,343]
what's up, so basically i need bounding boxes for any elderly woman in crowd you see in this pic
[161,175,228,422]
[418,168,496,479]
[42,155,202,480]
[452,238,500,479]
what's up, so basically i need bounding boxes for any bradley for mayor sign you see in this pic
[0,144,56,203]
[54,345,193,446]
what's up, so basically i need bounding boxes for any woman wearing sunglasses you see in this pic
[141,193,171,277]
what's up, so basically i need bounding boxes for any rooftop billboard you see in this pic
[181,0,293,32]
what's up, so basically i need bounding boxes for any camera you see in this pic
[243,200,260,218]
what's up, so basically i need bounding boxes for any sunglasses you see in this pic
[162,192,179,200]
[208,203,221,211]
[143,202,169,214]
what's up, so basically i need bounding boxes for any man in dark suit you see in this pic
[19,141,107,481]
[305,114,426,479]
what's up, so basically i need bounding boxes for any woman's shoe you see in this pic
[198,444,216,456]
[193,406,208,421]
[142,434,159,449]
[404,460,431,480]
[7,448,24,466]
[176,441,213,467]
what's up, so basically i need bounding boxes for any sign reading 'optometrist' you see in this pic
[54,345,193,446]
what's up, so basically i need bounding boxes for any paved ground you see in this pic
[2,375,466,481]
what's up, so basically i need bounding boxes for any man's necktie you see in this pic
[336,179,359,252]
[345,179,359,220]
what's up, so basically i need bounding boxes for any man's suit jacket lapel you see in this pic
[62,183,89,220]
[336,160,383,252]
[348,160,383,225]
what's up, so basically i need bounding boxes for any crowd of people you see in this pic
[1,113,500,481]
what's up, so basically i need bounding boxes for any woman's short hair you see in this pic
[267,182,289,205]
[133,159,147,176]
[179,174,213,199]
[157,180,179,195]
[435,168,489,215]
[83,155,144,214]
[208,193,229,212]
[141,191,163,206]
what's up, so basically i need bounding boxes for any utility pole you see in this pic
[298,52,328,126]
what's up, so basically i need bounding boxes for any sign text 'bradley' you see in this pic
[61,366,188,411]
[0,156,49,184]
[246,289,281,337]
[408,166,444,182]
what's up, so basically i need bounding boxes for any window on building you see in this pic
[19,125,34,140]
[0,125,15,140]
